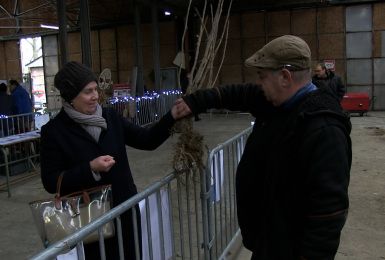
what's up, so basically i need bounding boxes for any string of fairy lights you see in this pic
[108,90,181,104]
[106,90,182,116]
[0,90,182,119]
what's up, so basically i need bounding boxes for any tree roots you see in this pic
[172,117,204,173]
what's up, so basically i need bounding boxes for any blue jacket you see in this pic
[11,84,32,114]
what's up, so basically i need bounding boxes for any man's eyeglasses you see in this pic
[278,64,303,71]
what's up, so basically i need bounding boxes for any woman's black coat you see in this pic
[40,108,175,259]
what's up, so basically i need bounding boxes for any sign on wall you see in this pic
[323,59,336,71]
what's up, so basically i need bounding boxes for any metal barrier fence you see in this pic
[0,112,40,175]
[47,91,181,126]
[104,90,181,126]
[0,91,181,137]
[0,112,37,137]
[29,126,253,260]
[0,113,43,196]
[203,126,252,259]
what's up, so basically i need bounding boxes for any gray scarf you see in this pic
[63,102,107,142]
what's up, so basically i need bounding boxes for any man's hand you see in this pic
[90,155,116,173]
[171,98,193,119]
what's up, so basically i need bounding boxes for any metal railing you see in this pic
[0,112,40,175]
[0,113,43,196]
[0,112,37,137]
[202,127,252,259]
[29,126,253,260]
[103,90,181,126]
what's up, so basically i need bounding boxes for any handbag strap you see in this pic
[56,172,64,197]
[55,172,110,204]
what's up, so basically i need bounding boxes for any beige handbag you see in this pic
[29,174,114,247]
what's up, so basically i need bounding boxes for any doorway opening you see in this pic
[20,36,46,114]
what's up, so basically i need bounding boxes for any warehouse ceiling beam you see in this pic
[329,0,379,3]
[13,0,20,33]
[57,0,68,67]
[80,0,92,67]
[134,1,144,96]
[12,0,18,15]
[230,0,328,12]
[16,2,52,17]
[152,0,161,91]
[139,0,186,13]
[0,4,13,18]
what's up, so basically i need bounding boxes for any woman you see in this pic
[40,61,183,259]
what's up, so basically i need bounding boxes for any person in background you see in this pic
[9,79,33,114]
[312,62,346,101]
[0,83,13,115]
[40,61,184,259]
[174,35,352,259]
[9,79,33,133]
[0,83,14,137]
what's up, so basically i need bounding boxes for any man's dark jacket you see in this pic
[0,92,13,115]
[40,108,175,259]
[11,84,32,114]
[0,92,13,136]
[312,71,346,101]
[183,84,352,260]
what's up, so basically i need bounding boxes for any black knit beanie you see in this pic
[54,61,97,102]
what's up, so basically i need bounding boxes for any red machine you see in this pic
[340,92,370,116]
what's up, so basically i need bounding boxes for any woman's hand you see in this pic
[90,155,116,173]
[171,98,192,120]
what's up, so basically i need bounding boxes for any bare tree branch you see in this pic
[172,0,233,173]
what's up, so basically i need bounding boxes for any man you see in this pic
[9,79,32,114]
[312,62,346,101]
[0,82,14,137]
[174,35,352,259]
[0,83,13,115]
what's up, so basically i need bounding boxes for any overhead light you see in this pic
[40,24,59,30]
[164,11,171,16]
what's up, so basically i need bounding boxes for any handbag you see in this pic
[29,173,115,247]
